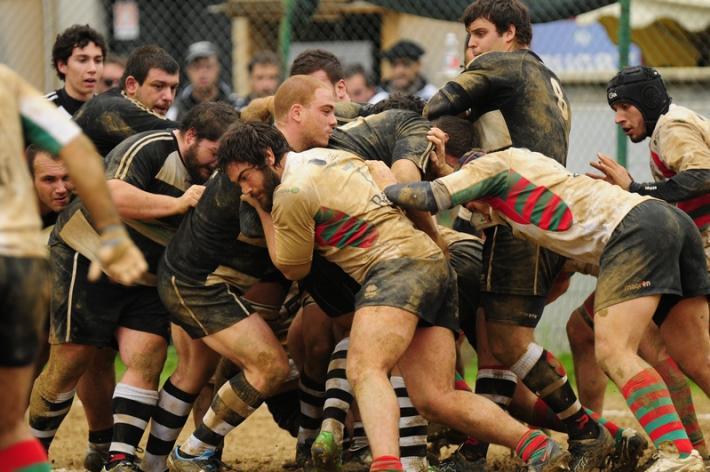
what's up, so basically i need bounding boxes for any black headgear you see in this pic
[607,66,671,137]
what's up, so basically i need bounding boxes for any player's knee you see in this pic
[257,348,290,389]
[488,335,519,367]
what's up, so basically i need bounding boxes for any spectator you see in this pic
[97,54,127,93]
[168,41,238,121]
[381,39,437,101]
[343,63,381,104]
[236,50,281,109]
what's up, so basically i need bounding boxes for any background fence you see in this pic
[1,0,709,353]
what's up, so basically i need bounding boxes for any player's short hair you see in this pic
[217,121,290,171]
[26,145,59,177]
[248,50,281,74]
[120,45,179,90]
[180,102,240,142]
[343,63,375,88]
[461,0,532,47]
[52,24,107,81]
[273,75,332,123]
[289,49,344,85]
[433,116,480,158]
[370,94,425,115]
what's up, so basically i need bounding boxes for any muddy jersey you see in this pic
[434,148,653,265]
[74,88,177,157]
[45,88,86,118]
[0,65,81,258]
[329,110,432,173]
[53,129,191,276]
[273,148,442,283]
[163,171,276,285]
[644,104,710,230]
[426,50,571,165]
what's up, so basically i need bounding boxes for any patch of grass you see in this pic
[115,345,178,386]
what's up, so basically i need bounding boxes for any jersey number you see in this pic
[550,78,569,122]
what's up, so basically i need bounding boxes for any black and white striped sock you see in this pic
[320,337,353,446]
[29,387,76,451]
[297,374,326,446]
[109,383,159,461]
[142,378,198,472]
[391,376,429,471]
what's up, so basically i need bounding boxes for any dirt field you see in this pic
[48,388,709,471]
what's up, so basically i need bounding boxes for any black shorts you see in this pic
[448,239,483,346]
[481,225,566,327]
[596,201,710,325]
[355,257,460,333]
[0,256,50,367]
[300,254,360,318]
[49,242,169,347]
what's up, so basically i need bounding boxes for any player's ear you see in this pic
[503,24,516,46]
[124,75,139,95]
[265,147,276,166]
[290,103,303,122]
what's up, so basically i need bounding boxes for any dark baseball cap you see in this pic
[382,40,426,61]
[186,41,217,64]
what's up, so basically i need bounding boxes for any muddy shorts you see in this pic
[702,226,710,273]
[481,225,566,327]
[448,238,483,346]
[596,201,710,325]
[0,256,50,366]
[300,254,361,318]
[356,256,460,333]
[49,242,169,347]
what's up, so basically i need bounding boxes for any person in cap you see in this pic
[381,39,438,101]
[167,41,238,121]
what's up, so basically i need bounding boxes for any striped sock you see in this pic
[0,439,51,472]
[454,371,471,392]
[143,379,198,472]
[514,430,551,465]
[87,427,112,452]
[28,387,75,451]
[531,398,565,432]
[585,408,621,439]
[109,383,159,461]
[621,368,693,458]
[371,455,403,471]
[180,371,264,457]
[512,344,598,441]
[391,376,428,471]
[654,357,707,456]
[297,374,326,447]
[320,337,353,446]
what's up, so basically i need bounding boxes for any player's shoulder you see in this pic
[44,89,60,102]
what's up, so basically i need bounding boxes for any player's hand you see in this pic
[366,160,398,190]
[175,184,206,213]
[427,127,455,177]
[240,192,265,213]
[88,225,147,285]
[587,153,633,190]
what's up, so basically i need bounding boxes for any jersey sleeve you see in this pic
[15,72,81,154]
[437,155,510,206]
[272,182,319,267]
[656,119,710,173]
[105,139,164,189]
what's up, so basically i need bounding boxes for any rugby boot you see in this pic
[311,431,343,471]
[101,454,142,472]
[610,428,648,472]
[568,425,615,472]
[526,440,571,472]
[642,449,704,472]
[436,446,487,472]
[166,447,233,472]
[84,444,110,472]
[341,446,371,472]
[283,440,314,470]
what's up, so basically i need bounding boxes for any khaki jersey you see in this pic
[438,148,653,265]
[649,104,710,229]
[0,65,80,258]
[272,148,442,283]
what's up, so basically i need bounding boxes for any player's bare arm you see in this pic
[108,179,205,218]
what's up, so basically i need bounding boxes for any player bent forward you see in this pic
[383,147,710,472]
[229,121,571,472]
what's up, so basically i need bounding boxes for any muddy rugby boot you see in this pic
[85,444,110,472]
[311,431,343,471]
[341,446,371,472]
[166,447,233,472]
[526,440,571,472]
[609,428,647,472]
[642,449,704,472]
[568,425,615,472]
[101,453,141,472]
[436,446,487,472]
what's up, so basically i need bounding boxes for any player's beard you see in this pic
[183,143,213,184]
[259,165,281,212]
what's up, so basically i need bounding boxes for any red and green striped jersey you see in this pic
[438,148,653,265]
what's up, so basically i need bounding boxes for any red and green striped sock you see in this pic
[654,357,708,456]
[621,368,693,458]
[585,408,622,439]
[454,371,472,392]
[370,455,403,471]
[0,439,51,472]
[515,429,550,464]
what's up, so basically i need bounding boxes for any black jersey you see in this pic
[426,50,571,165]
[74,88,178,157]
[163,171,276,283]
[44,88,86,118]
[52,129,191,274]
[329,109,432,173]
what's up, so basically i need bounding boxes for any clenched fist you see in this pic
[88,225,148,285]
